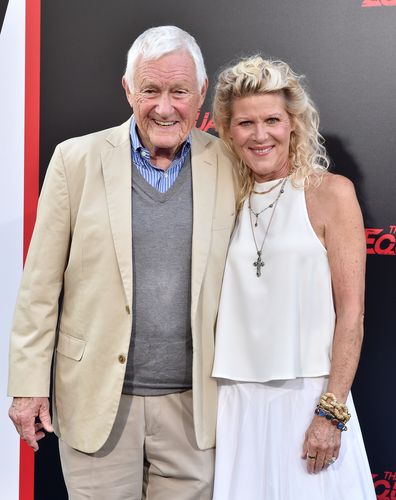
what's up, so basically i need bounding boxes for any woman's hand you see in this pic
[302,415,341,473]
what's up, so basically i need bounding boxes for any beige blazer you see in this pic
[8,119,237,453]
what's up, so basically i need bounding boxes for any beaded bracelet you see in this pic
[319,392,351,423]
[315,405,348,431]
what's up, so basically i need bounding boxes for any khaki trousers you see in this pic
[59,392,214,500]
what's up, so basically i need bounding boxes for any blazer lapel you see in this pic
[191,129,217,320]
[101,120,133,309]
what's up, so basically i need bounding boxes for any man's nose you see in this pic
[155,92,173,116]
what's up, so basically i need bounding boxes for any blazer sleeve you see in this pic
[8,145,71,396]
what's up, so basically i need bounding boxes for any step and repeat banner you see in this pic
[1,0,395,498]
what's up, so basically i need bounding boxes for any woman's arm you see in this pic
[302,173,366,473]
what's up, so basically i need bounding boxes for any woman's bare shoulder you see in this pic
[306,172,357,206]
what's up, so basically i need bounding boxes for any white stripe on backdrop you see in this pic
[0,0,26,498]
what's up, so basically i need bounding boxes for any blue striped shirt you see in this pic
[130,116,191,193]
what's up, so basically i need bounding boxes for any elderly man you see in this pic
[8,26,236,499]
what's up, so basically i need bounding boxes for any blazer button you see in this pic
[118,354,126,364]
[125,305,131,314]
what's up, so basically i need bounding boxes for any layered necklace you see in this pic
[248,177,288,277]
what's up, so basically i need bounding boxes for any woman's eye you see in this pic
[239,121,252,126]
[267,117,279,124]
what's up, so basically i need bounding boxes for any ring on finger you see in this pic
[326,457,337,466]
[307,454,317,460]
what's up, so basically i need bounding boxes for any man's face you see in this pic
[123,51,207,166]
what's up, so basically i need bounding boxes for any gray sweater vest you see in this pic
[122,155,193,395]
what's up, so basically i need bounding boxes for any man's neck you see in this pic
[149,147,180,170]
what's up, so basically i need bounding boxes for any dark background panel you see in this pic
[0,0,9,33]
[37,0,396,498]
[356,255,396,472]
[39,0,396,225]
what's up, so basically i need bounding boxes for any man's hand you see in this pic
[8,397,53,451]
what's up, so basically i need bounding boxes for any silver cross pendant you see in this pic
[253,251,265,277]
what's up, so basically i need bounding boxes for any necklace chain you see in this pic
[248,177,288,277]
[252,178,283,195]
[248,199,274,227]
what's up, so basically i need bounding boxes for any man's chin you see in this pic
[149,136,184,152]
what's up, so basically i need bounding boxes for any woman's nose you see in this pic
[253,124,268,142]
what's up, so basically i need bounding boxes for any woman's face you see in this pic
[228,93,294,182]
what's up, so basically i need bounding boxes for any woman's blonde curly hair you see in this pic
[212,55,329,210]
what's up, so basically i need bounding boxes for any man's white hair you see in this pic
[123,25,207,91]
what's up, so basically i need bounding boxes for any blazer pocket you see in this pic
[212,213,235,231]
[56,331,86,361]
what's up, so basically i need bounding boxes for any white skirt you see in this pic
[213,377,376,500]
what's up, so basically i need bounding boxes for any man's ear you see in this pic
[122,76,130,94]
[199,78,209,107]
[122,77,133,108]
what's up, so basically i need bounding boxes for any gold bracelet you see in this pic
[319,392,351,423]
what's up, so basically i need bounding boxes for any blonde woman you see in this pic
[211,56,376,499]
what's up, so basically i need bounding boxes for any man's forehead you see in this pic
[135,51,194,73]
[134,52,198,86]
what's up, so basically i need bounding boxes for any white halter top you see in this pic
[212,177,335,382]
